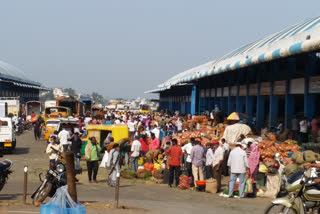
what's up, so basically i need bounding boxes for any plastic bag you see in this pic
[40,185,86,214]
[178,176,190,190]
[259,163,268,173]
[245,178,253,194]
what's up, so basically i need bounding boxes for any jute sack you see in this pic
[206,178,217,194]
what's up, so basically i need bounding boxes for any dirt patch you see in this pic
[83,201,149,213]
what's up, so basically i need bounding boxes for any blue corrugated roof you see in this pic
[147,15,320,93]
[0,60,41,86]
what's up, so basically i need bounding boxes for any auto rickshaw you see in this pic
[81,124,129,155]
[44,106,72,123]
[44,119,60,141]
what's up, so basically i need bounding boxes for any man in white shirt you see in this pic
[300,117,308,144]
[182,138,194,178]
[130,136,141,172]
[176,119,183,133]
[58,128,71,153]
[212,142,225,192]
[227,142,249,198]
[205,143,214,179]
[151,125,160,139]
[127,118,136,142]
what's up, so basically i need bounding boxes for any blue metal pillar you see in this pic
[256,65,265,130]
[246,95,253,119]
[304,54,317,121]
[269,62,279,128]
[227,87,233,114]
[285,58,295,128]
[191,84,197,115]
[168,97,173,112]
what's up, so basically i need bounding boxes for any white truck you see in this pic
[0,97,20,116]
[0,117,16,153]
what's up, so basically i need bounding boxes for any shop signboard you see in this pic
[231,86,237,96]
[223,87,229,97]
[200,89,205,97]
[210,88,216,97]
[290,78,304,94]
[260,82,271,95]
[239,85,247,96]
[217,88,222,97]
[309,76,320,93]
[205,89,210,97]
[249,84,258,96]
[274,80,286,95]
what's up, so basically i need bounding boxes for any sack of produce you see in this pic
[153,169,163,179]
[291,152,301,162]
[137,169,152,179]
[205,178,217,194]
[178,176,190,190]
[304,150,317,163]
[284,164,299,176]
[121,170,137,179]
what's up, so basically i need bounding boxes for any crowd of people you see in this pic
[43,110,310,198]
[81,111,261,197]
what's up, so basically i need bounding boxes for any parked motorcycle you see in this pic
[0,160,13,192]
[265,168,320,214]
[31,147,66,204]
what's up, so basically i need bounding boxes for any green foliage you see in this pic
[40,90,55,102]
[64,88,77,97]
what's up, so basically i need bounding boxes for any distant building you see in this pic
[53,88,68,98]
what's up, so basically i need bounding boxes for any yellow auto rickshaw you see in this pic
[44,106,72,123]
[44,119,60,141]
[81,124,129,155]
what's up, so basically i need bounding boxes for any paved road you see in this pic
[0,131,272,214]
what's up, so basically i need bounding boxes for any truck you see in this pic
[0,103,8,118]
[56,96,85,117]
[0,97,20,116]
[44,100,56,109]
[0,117,16,153]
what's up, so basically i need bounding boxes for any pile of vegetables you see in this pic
[258,140,300,162]
[172,124,226,146]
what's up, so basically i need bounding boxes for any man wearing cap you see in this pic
[227,142,249,198]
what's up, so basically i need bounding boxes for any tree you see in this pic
[91,92,106,104]
[64,88,77,97]
[40,90,55,102]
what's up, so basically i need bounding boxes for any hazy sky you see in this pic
[0,1,319,99]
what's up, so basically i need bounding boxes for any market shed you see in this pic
[147,16,320,129]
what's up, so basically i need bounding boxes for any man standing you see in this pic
[190,141,205,187]
[228,142,249,198]
[176,119,183,134]
[127,117,136,143]
[182,138,194,178]
[311,116,318,143]
[205,143,214,179]
[58,128,71,152]
[130,136,141,172]
[291,116,299,141]
[70,132,82,172]
[150,133,160,150]
[212,141,225,192]
[85,137,101,183]
[108,144,120,187]
[299,117,308,144]
[166,139,182,187]
[151,125,160,140]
